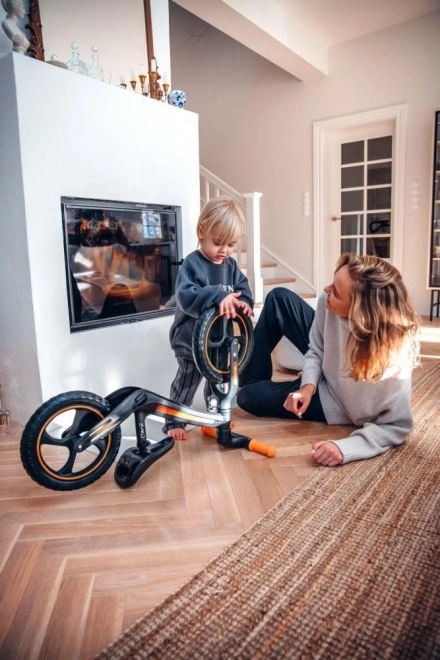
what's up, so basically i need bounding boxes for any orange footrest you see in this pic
[248,439,276,458]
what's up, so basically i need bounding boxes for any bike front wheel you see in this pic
[193,307,254,384]
[20,391,121,491]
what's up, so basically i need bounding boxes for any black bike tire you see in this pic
[192,307,254,383]
[20,391,121,491]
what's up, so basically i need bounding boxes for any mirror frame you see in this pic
[25,0,155,64]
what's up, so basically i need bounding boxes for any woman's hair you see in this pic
[197,196,246,245]
[336,253,420,382]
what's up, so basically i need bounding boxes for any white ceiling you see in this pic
[274,0,440,47]
[173,0,440,80]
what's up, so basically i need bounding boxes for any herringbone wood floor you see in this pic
[1,318,439,660]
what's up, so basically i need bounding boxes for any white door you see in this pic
[313,105,407,292]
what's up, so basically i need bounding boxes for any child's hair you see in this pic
[336,253,420,382]
[197,196,246,244]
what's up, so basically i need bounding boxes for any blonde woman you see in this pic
[165,196,254,441]
[238,253,420,466]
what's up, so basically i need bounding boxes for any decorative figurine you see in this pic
[1,0,30,55]
[167,89,186,109]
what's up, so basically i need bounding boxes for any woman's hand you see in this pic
[283,383,315,418]
[312,440,343,467]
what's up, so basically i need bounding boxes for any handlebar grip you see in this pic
[248,439,276,458]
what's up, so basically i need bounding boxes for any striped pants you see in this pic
[163,358,214,433]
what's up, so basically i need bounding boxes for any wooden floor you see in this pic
[1,316,439,660]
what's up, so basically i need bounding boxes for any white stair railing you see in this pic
[200,165,264,304]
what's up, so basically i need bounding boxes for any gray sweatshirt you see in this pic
[169,250,253,359]
[301,293,413,463]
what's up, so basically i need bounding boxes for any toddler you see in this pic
[165,196,254,440]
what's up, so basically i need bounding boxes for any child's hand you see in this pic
[219,292,242,318]
[235,300,254,317]
[312,441,343,467]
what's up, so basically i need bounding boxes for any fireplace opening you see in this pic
[62,197,183,332]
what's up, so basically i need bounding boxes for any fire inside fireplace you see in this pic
[62,197,183,332]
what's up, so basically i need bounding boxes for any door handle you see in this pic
[331,216,341,222]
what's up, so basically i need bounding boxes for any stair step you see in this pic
[263,277,297,285]
[242,261,277,269]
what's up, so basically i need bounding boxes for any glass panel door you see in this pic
[340,135,393,259]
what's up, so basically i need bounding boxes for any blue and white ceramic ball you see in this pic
[168,89,186,108]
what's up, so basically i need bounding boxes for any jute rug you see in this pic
[97,363,440,660]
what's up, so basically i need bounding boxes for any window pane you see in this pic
[341,141,364,165]
[341,165,364,189]
[341,190,364,213]
[431,261,440,287]
[367,237,390,259]
[367,212,391,235]
[341,214,363,236]
[367,187,391,210]
[368,136,392,161]
[341,237,363,255]
[368,162,392,186]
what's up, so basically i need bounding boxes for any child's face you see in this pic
[197,229,239,264]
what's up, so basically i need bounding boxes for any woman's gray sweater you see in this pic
[301,293,413,463]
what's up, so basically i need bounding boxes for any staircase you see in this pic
[200,166,318,372]
[200,166,313,305]
[235,248,298,301]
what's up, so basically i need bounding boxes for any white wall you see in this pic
[169,3,440,313]
[0,53,199,423]
[0,0,171,88]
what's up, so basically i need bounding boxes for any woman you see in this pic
[238,253,420,466]
[1,0,30,55]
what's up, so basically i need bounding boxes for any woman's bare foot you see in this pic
[167,427,188,441]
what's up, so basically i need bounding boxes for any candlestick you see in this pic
[139,73,147,95]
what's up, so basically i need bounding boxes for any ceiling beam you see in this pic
[173,0,328,81]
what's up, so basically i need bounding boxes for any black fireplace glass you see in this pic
[62,197,183,332]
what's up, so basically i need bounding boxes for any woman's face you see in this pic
[324,264,353,318]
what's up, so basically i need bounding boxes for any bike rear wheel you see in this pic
[20,391,121,491]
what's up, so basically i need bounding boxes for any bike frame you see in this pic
[71,338,246,488]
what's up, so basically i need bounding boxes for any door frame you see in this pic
[312,104,407,292]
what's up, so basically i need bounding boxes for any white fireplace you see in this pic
[0,53,200,426]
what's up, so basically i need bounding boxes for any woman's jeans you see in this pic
[238,288,326,422]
